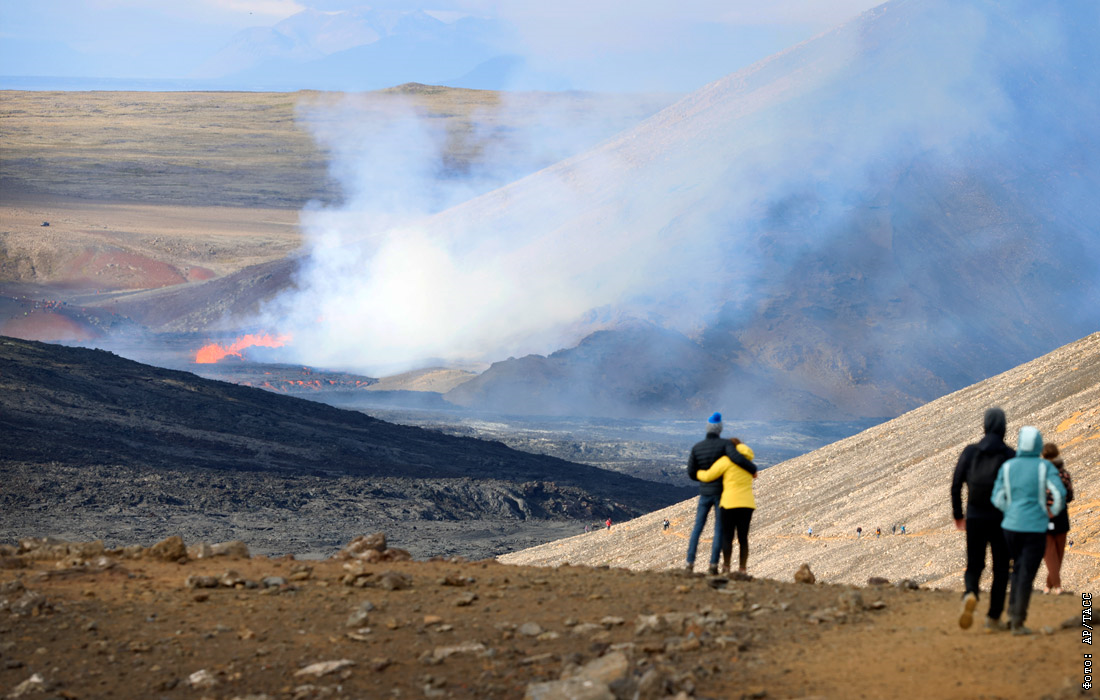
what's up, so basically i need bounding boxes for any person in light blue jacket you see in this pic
[992,426,1067,635]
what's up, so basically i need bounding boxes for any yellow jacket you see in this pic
[696,443,756,509]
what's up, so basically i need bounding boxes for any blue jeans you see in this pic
[686,493,723,566]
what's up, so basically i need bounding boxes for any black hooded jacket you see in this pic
[951,408,1016,521]
[687,434,758,497]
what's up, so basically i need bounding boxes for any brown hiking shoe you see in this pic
[959,592,978,629]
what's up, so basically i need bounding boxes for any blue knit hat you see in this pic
[706,412,723,434]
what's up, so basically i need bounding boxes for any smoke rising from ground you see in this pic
[266,0,1100,404]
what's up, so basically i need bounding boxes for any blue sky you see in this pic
[0,0,884,91]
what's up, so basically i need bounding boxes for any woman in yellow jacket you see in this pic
[696,438,757,575]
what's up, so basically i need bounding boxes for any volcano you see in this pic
[281,0,1100,419]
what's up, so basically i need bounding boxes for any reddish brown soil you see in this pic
[0,311,98,342]
[0,549,1091,700]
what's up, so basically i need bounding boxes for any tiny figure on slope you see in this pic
[662,518,670,531]
[605,518,612,531]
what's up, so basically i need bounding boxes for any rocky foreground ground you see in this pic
[1,535,1093,700]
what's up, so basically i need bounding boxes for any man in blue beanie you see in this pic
[685,412,758,575]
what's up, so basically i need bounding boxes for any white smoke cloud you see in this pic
[264,0,1100,386]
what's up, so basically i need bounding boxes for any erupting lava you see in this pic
[194,333,291,364]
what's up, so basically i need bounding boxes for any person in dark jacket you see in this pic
[685,412,757,575]
[951,407,1016,631]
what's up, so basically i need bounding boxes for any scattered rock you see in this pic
[262,576,287,589]
[187,543,214,559]
[295,659,355,677]
[895,579,920,590]
[6,673,46,698]
[431,642,486,661]
[794,564,816,584]
[288,564,313,582]
[867,577,890,586]
[524,677,614,700]
[185,575,219,589]
[334,533,387,560]
[519,622,544,637]
[220,570,246,587]
[10,592,51,617]
[837,591,865,613]
[147,536,187,561]
[454,591,477,606]
[211,540,251,559]
[377,571,412,591]
[563,651,629,685]
[188,668,218,689]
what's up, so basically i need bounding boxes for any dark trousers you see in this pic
[1004,530,1048,626]
[964,517,1009,620]
[719,507,754,570]
[686,493,722,566]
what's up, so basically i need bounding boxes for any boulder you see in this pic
[210,540,250,559]
[794,563,816,584]
[146,536,186,561]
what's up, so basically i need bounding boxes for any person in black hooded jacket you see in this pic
[685,412,757,574]
[951,407,1016,631]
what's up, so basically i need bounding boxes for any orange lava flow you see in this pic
[194,333,292,364]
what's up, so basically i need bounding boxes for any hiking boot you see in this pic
[958,592,978,629]
[707,564,719,576]
[684,563,694,574]
[983,617,1009,633]
[1011,622,1033,636]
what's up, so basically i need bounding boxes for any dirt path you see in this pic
[0,541,1092,700]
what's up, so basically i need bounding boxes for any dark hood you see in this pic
[983,407,1007,438]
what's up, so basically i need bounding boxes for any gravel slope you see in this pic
[501,332,1100,593]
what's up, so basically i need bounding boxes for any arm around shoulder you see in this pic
[696,457,729,483]
[726,442,757,475]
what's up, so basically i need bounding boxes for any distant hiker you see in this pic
[992,426,1066,635]
[695,437,759,576]
[951,407,1016,632]
[856,527,862,539]
[892,524,897,535]
[1041,442,1073,595]
[606,518,612,531]
[685,412,758,575]
[585,524,591,533]
[900,524,906,534]
[663,518,670,531]
[807,526,813,538]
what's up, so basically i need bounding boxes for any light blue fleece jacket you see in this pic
[992,426,1066,533]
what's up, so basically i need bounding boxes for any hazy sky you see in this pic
[0,0,885,90]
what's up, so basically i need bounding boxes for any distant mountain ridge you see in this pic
[192,7,513,91]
